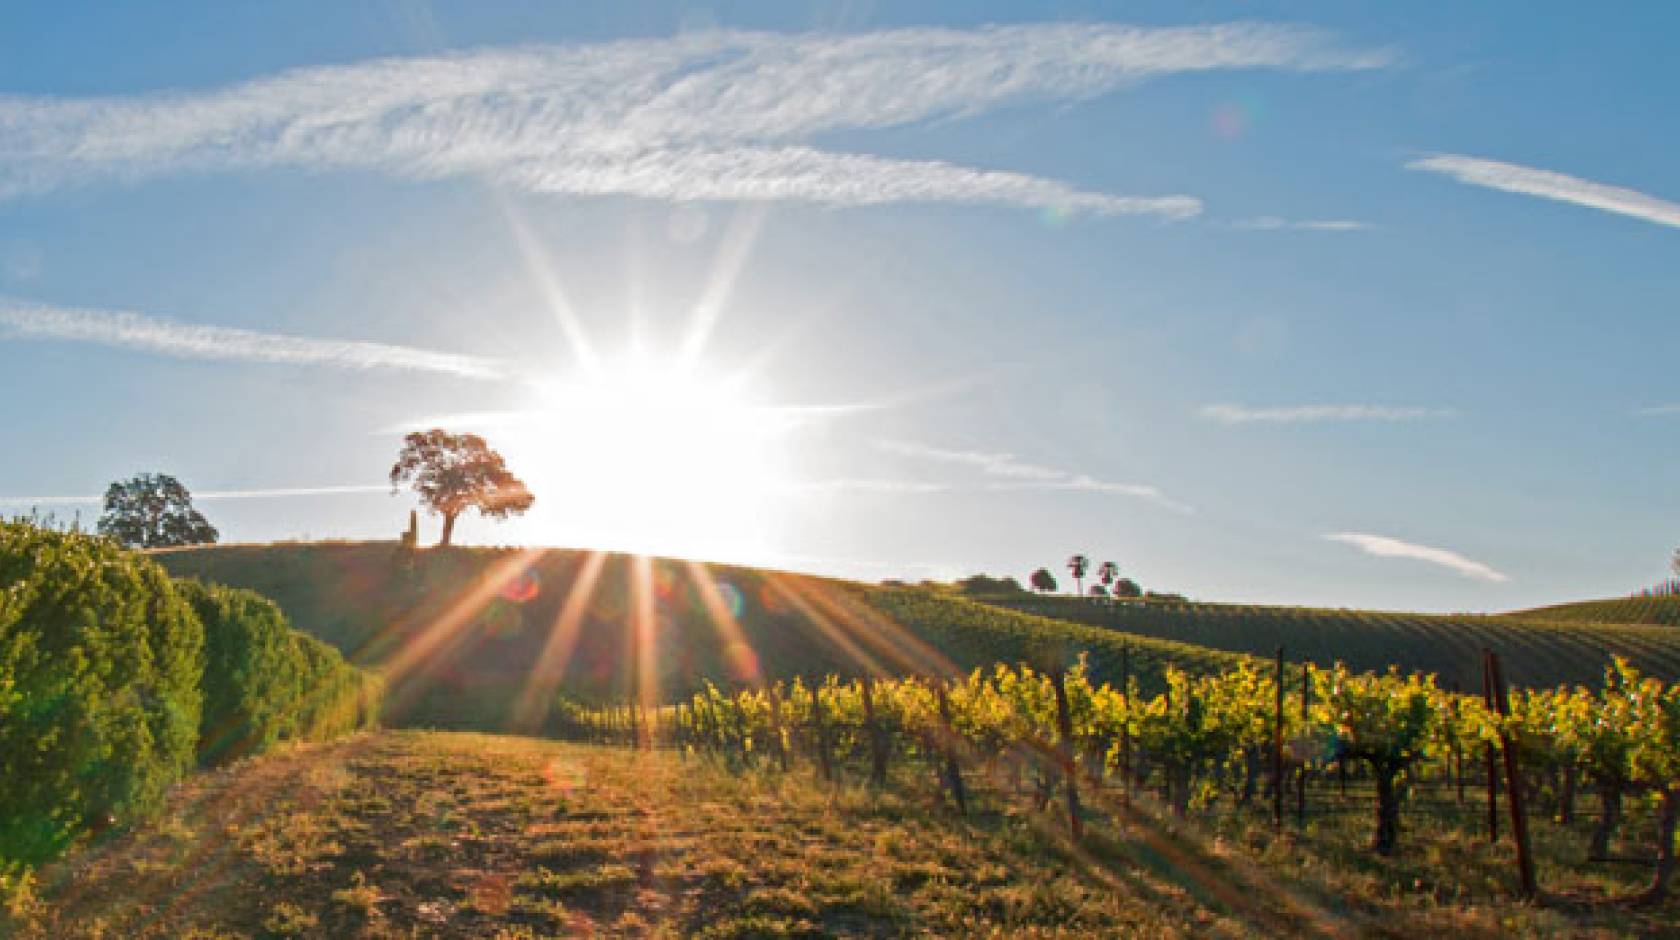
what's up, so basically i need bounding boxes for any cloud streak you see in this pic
[1199,403,1453,424]
[0,484,389,506]
[1408,154,1680,230]
[1634,403,1680,417]
[877,439,1190,511]
[1229,216,1371,232]
[0,300,504,379]
[1325,532,1508,583]
[0,23,1389,216]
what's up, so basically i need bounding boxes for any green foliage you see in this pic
[0,521,204,864]
[96,473,217,548]
[0,522,381,878]
[389,430,534,546]
[180,581,381,765]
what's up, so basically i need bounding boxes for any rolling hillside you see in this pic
[152,542,1240,729]
[966,593,1680,692]
[157,543,1680,730]
[1504,594,1680,628]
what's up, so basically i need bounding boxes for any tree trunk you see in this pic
[439,511,458,547]
[1373,765,1401,855]
[1590,783,1623,861]
[1558,764,1576,825]
[1639,789,1678,905]
[1169,763,1192,816]
[1239,746,1259,807]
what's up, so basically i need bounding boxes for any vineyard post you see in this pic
[1450,680,1465,806]
[767,683,790,773]
[934,679,968,816]
[1482,651,1500,844]
[1297,663,1310,828]
[1487,651,1537,899]
[810,680,834,783]
[1273,647,1284,831]
[1119,642,1132,805]
[861,676,888,787]
[1051,668,1084,840]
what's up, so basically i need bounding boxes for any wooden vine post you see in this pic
[1486,650,1537,899]
[1272,647,1285,830]
[1481,653,1500,844]
[933,678,968,815]
[1297,663,1310,828]
[1119,643,1132,806]
[861,676,888,787]
[1051,668,1083,840]
[809,680,834,783]
[767,683,790,772]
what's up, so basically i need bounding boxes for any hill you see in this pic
[963,592,1680,692]
[155,542,1680,729]
[1503,594,1680,628]
[152,542,1242,729]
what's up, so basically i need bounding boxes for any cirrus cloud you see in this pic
[1325,532,1508,583]
[0,23,1390,216]
[1408,154,1680,230]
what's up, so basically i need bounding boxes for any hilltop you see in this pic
[154,542,1680,731]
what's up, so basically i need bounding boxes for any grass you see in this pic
[7,730,1674,938]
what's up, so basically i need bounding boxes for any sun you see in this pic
[503,352,793,563]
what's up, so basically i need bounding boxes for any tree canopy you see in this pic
[97,473,218,548]
[389,429,534,546]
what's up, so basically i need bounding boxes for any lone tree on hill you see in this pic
[1066,554,1089,596]
[97,473,218,548]
[1029,567,1058,593]
[390,429,534,547]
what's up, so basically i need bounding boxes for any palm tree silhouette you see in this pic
[1097,561,1119,591]
[1066,554,1089,596]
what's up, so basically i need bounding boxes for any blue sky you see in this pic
[2,2,1676,612]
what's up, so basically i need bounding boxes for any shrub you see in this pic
[0,521,204,864]
[180,579,381,764]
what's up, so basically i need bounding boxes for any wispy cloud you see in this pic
[0,300,504,379]
[1229,216,1371,232]
[0,484,389,506]
[1325,532,1508,583]
[1198,403,1454,424]
[877,439,1190,511]
[1408,154,1680,230]
[0,23,1389,216]
[1634,403,1680,417]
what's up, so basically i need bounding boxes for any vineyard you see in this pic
[1508,595,1680,629]
[564,651,1680,906]
[973,592,1680,691]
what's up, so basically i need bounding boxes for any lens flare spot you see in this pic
[715,580,746,619]
[500,568,541,603]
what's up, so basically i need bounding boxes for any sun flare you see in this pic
[505,352,792,562]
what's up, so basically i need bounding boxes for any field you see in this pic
[6,537,1676,937]
[10,729,1676,939]
[972,593,1680,691]
[1506,596,1680,629]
